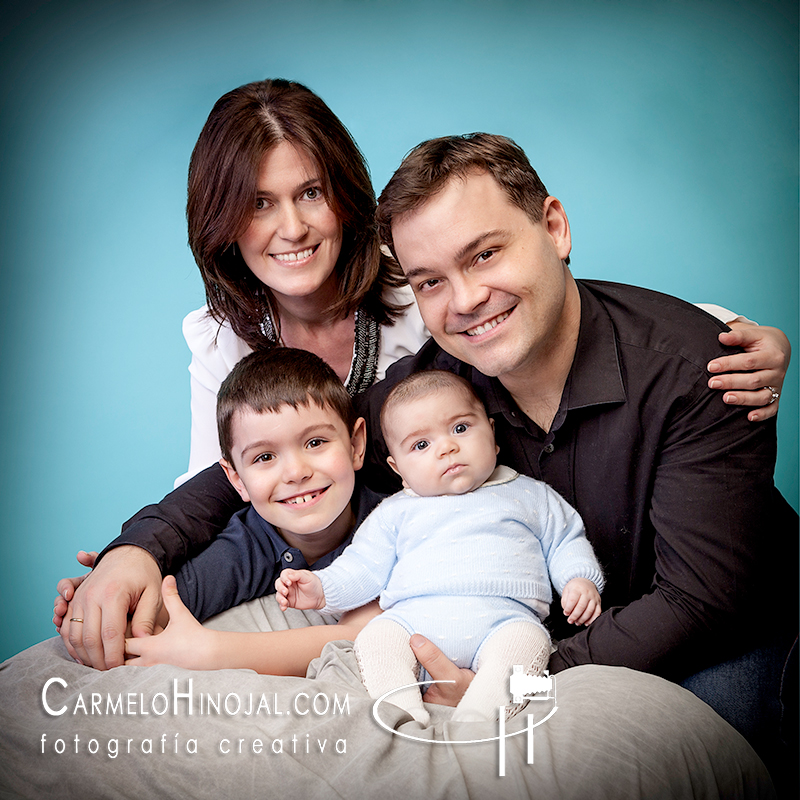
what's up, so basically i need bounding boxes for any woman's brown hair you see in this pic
[188,79,404,349]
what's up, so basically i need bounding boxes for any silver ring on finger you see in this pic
[765,386,780,405]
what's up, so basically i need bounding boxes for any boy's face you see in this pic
[221,402,365,548]
[385,387,498,497]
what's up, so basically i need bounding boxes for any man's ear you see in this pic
[350,417,367,471]
[542,196,572,262]
[220,458,250,502]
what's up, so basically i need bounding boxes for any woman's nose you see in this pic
[276,203,308,241]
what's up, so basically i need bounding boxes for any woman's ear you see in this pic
[350,417,367,471]
[220,458,250,502]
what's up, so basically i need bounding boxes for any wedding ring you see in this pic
[766,386,780,405]
[69,618,84,623]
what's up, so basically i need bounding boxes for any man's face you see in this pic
[391,172,572,381]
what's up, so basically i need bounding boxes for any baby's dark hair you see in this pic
[379,370,484,444]
[217,348,357,463]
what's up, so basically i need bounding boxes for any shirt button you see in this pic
[543,444,555,454]
[284,552,294,563]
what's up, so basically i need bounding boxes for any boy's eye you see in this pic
[453,422,469,434]
[412,440,429,452]
[254,453,274,463]
[307,438,326,449]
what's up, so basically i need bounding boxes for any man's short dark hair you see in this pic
[377,133,554,259]
[217,347,356,464]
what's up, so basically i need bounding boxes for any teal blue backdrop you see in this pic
[0,0,797,661]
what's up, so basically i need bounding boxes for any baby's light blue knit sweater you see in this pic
[319,466,604,615]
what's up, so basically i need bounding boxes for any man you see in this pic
[362,133,796,784]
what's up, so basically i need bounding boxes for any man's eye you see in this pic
[418,279,440,292]
[412,440,429,452]
[476,249,495,263]
[453,422,469,434]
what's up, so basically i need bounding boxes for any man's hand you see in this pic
[124,576,218,670]
[409,634,474,707]
[53,550,98,630]
[55,545,163,670]
[561,577,601,625]
[708,324,791,422]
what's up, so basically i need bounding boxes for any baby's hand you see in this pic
[275,569,325,612]
[561,578,601,626]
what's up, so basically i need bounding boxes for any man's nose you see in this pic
[449,275,490,316]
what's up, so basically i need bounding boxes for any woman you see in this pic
[177,79,427,480]
[54,79,791,674]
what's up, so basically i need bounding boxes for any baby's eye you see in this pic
[412,440,429,452]
[254,452,274,463]
[453,422,469,434]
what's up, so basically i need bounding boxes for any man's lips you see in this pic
[278,486,329,506]
[462,309,512,337]
[271,244,319,263]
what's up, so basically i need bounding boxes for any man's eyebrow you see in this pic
[403,230,508,281]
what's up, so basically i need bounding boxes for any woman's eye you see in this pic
[453,422,469,434]
[412,440,429,452]
[304,186,322,200]
[255,197,269,211]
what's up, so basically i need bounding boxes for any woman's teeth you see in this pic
[273,247,315,263]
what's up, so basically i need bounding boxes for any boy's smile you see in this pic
[221,403,365,561]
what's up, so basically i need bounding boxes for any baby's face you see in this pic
[385,387,498,496]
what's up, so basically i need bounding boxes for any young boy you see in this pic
[124,347,382,672]
[276,371,604,724]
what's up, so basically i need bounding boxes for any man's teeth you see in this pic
[466,311,510,337]
[273,247,314,263]
[284,491,321,505]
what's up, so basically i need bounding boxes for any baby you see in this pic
[277,370,604,724]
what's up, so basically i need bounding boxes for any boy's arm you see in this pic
[125,577,375,675]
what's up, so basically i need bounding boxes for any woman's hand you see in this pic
[409,634,475,706]
[55,545,163,670]
[53,550,98,630]
[124,576,218,670]
[708,323,791,422]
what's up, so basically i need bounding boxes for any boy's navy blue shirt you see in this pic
[174,483,384,622]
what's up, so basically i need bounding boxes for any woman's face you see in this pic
[237,140,343,312]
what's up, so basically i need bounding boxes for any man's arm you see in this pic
[550,386,787,680]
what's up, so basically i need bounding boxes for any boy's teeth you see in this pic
[466,311,509,336]
[285,491,319,505]
[274,247,314,263]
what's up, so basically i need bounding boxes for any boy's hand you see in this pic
[561,577,601,626]
[124,576,218,670]
[275,569,325,611]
